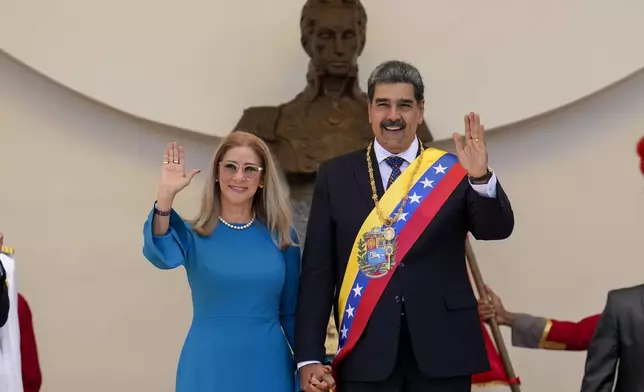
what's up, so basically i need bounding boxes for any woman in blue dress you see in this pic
[142,131,300,391]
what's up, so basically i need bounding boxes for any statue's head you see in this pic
[300,0,367,78]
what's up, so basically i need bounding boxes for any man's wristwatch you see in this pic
[468,167,493,184]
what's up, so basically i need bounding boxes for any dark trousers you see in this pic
[339,311,471,392]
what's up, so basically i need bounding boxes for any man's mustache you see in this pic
[380,118,406,129]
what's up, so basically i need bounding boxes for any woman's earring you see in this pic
[259,184,264,188]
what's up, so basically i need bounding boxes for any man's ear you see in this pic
[301,37,313,59]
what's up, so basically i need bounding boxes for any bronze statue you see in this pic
[234,0,433,190]
[233,0,433,360]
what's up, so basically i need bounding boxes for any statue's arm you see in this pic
[233,106,281,141]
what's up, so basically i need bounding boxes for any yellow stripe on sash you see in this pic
[337,148,448,327]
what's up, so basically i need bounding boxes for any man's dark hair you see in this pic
[367,60,424,102]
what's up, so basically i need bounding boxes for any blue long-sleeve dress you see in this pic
[142,206,300,391]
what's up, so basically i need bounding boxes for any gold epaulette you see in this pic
[1,245,14,255]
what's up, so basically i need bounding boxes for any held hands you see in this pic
[452,113,489,178]
[300,364,335,392]
[158,142,201,202]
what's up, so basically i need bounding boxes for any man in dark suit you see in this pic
[580,284,644,392]
[294,60,514,392]
[580,138,644,392]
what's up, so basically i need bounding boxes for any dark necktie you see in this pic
[385,156,406,189]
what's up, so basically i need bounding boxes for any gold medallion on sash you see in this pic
[362,141,425,275]
[357,227,397,279]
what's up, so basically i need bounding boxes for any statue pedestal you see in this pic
[289,181,338,359]
[289,182,314,243]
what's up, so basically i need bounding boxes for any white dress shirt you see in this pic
[297,137,498,370]
[372,137,498,197]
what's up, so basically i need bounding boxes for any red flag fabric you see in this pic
[471,320,520,387]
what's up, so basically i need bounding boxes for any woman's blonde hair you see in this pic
[191,131,296,249]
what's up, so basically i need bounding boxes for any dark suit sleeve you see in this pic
[467,178,514,240]
[0,260,9,328]
[294,163,337,364]
[580,292,619,392]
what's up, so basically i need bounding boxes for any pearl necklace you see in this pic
[218,212,256,230]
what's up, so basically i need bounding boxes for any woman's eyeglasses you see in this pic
[219,161,263,180]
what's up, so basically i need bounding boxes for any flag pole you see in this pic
[465,237,521,392]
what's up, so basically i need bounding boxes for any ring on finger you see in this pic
[163,160,169,164]
[173,160,179,164]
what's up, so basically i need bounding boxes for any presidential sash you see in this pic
[332,148,467,371]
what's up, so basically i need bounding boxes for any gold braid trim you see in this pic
[1,245,14,287]
[472,380,512,388]
[538,319,567,350]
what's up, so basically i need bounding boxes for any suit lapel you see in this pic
[350,147,384,208]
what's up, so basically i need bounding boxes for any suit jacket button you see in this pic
[395,295,401,303]
[399,262,405,268]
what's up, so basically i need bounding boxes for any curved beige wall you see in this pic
[2,0,644,140]
[2,50,644,391]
